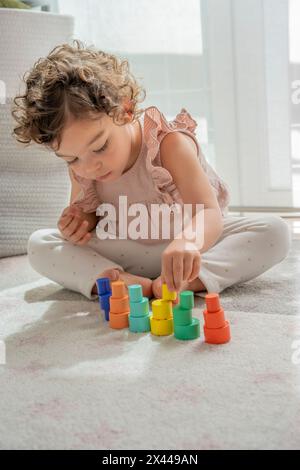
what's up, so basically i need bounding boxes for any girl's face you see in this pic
[52,112,140,182]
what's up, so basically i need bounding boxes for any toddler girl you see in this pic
[12,40,291,301]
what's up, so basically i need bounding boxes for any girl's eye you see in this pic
[66,158,78,165]
[65,140,109,165]
[94,140,109,154]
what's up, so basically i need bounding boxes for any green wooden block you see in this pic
[174,317,200,340]
[179,290,194,310]
[172,305,193,326]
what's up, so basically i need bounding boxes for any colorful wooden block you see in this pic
[172,304,193,326]
[129,297,150,317]
[111,280,127,298]
[202,293,231,344]
[150,315,174,336]
[162,283,177,301]
[203,320,231,344]
[128,284,143,303]
[109,280,130,329]
[110,295,130,313]
[129,314,151,333]
[151,299,172,320]
[127,283,151,332]
[96,277,112,321]
[179,290,194,310]
[203,308,225,329]
[109,311,129,329]
[96,277,111,296]
[174,318,200,340]
[99,292,111,321]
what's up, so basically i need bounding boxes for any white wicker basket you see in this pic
[0,8,74,98]
[0,9,75,257]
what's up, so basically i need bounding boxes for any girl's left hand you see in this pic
[161,239,201,292]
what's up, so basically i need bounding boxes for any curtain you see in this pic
[57,0,294,209]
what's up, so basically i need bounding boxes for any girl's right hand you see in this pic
[57,205,92,246]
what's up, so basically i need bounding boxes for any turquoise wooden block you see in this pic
[129,314,151,333]
[128,284,143,303]
[129,297,149,317]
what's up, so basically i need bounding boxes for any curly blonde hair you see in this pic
[11,39,146,151]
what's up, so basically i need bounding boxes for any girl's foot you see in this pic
[92,268,153,298]
[151,275,206,299]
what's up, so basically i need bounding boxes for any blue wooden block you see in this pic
[96,277,111,296]
[99,292,111,311]
[103,308,110,322]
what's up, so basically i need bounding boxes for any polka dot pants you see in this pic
[27,214,291,300]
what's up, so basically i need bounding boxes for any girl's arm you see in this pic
[68,167,100,232]
[160,131,224,252]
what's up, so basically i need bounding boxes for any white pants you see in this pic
[27,214,292,300]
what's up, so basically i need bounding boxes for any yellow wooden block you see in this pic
[162,283,177,301]
[150,315,174,336]
[151,299,173,320]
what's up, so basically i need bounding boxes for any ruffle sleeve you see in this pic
[70,169,100,213]
[143,106,230,216]
[143,106,199,205]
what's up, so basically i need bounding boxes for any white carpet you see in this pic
[0,243,300,450]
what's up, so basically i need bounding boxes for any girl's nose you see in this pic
[85,161,103,178]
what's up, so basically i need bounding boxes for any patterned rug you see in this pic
[0,242,299,449]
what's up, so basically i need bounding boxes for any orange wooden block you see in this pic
[110,295,130,314]
[111,280,126,298]
[205,293,221,313]
[203,320,231,344]
[109,311,129,329]
[203,308,225,329]
[203,292,231,343]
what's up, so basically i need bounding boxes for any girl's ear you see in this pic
[124,112,133,123]
[122,97,134,121]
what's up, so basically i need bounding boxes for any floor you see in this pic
[279,217,300,239]
[0,211,299,449]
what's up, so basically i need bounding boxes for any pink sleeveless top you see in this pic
[72,106,230,244]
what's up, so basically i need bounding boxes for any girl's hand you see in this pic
[161,239,201,292]
[57,204,92,246]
